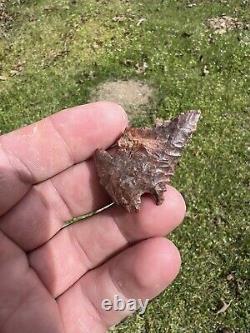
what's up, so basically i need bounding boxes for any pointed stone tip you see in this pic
[182,110,201,131]
[184,110,201,121]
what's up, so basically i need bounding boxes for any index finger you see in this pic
[0,102,127,216]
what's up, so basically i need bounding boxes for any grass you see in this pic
[0,0,249,332]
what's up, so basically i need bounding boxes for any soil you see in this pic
[207,16,244,34]
[90,80,154,120]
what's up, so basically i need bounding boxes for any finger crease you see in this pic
[83,290,109,330]
[0,143,35,185]
[108,264,130,300]
[49,179,74,220]
[109,208,130,245]
[69,228,92,270]
[48,118,75,166]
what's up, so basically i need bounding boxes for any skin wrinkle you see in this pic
[81,213,128,265]
[109,202,150,243]
[97,264,135,326]
[0,144,33,217]
[108,208,130,246]
[48,178,74,221]
[0,141,35,185]
[41,216,126,300]
[57,283,107,333]
[0,227,27,265]
[48,117,76,166]
[0,180,69,253]
[108,263,130,303]
[34,185,52,217]
[68,228,92,276]
[30,119,72,179]
[0,192,26,225]
[31,184,68,243]
[0,142,35,185]
[0,232,33,330]
[29,247,62,298]
[82,288,109,332]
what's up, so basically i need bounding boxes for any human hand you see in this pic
[0,102,186,333]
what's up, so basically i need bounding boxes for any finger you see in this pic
[0,159,111,250]
[0,102,127,215]
[29,187,186,297]
[0,231,63,333]
[57,237,181,332]
[0,139,184,252]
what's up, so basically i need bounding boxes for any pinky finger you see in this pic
[57,237,181,333]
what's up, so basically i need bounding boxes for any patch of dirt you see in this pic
[207,16,244,34]
[90,80,154,120]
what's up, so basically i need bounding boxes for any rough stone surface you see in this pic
[95,111,200,212]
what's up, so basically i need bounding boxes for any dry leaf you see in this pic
[135,61,148,74]
[112,15,126,22]
[136,18,146,26]
[202,65,209,76]
[216,299,232,314]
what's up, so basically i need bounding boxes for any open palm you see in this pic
[0,102,185,333]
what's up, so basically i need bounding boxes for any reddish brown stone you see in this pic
[95,111,200,212]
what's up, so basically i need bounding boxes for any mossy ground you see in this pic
[0,1,249,332]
